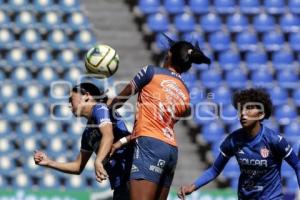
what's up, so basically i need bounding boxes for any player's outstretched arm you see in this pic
[33,150,92,175]
[95,123,114,182]
[177,153,229,199]
[109,135,132,156]
[285,150,300,188]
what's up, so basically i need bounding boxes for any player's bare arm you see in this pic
[33,150,92,175]
[95,122,114,182]
[109,82,136,110]
[110,135,132,156]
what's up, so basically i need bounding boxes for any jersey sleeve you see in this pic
[81,132,93,152]
[219,135,235,158]
[93,105,112,127]
[273,134,293,159]
[131,65,155,92]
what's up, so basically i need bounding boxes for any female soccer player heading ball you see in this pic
[108,39,211,200]
[178,88,300,200]
[34,83,132,200]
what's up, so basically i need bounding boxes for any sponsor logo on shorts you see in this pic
[149,159,166,174]
[157,159,165,168]
[131,164,139,173]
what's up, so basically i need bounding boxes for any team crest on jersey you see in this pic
[260,147,270,158]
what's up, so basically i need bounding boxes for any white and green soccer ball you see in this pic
[85,44,119,78]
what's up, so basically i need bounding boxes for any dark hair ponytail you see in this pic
[169,41,211,73]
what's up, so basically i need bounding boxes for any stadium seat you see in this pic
[289,32,300,51]
[253,13,276,33]
[3,101,23,121]
[13,173,33,188]
[263,118,280,133]
[214,0,236,14]
[275,104,297,125]
[194,102,218,124]
[212,86,232,105]
[16,120,37,138]
[188,0,209,15]
[22,84,43,103]
[65,175,85,189]
[239,0,261,15]
[20,29,43,50]
[268,87,288,106]
[74,30,97,50]
[40,173,60,189]
[41,11,63,30]
[153,31,179,53]
[281,161,294,178]
[0,82,18,102]
[7,0,30,11]
[225,68,247,89]
[200,13,222,33]
[59,0,81,13]
[0,11,11,29]
[33,0,56,13]
[15,11,38,30]
[209,31,231,51]
[37,67,59,86]
[190,86,206,105]
[221,104,238,125]
[202,121,225,143]
[279,13,300,33]
[11,67,32,85]
[48,135,67,155]
[163,0,185,15]
[226,13,249,33]
[277,70,298,89]
[200,69,222,89]
[0,69,6,82]
[288,0,300,14]
[251,69,273,88]
[245,51,268,71]
[0,29,15,50]
[0,135,13,155]
[236,32,258,51]
[292,89,300,106]
[6,48,29,68]
[52,104,72,120]
[49,81,71,101]
[262,31,284,52]
[174,13,196,33]
[28,102,49,122]
[66,122,85,136]
[146,12,170,33]
[136,0,161,15]
[0,154,15,174]
[264,0,285,14]
[182,31,205,48]
[219,50,240,71]
[47,29,69,50]
[66,12,90,31]
[284,121,300,141]
[286,176,298,192]
[32,49,54,68]
[0,119,11,136]
[272,51,295,70]
[181,71,197,89]
[57,49,80,68]
[63,67,83,85]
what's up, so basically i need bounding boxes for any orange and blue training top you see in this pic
[130,65,190,147]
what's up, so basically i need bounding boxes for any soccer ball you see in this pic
[85,44,119,78]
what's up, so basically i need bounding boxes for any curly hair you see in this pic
[232,88,273,120]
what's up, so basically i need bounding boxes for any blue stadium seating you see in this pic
[63,67,84,85]
[32,49,54,68]
[236,32,258,51]
[194,102,218,125]
[265,0,285,14]
[215,0,235,14]
[275,104,297,125]
[251,69,273,88]
[174,13,196,33]
[28,102,49,122]
[182,31,205,48]
[59,0,81,13]
[57,49,81,68]
[0,10,11,29]
[137,0,161,15]
[226,13,249,33]
[41,11,63,30]
[263,118,280,133]
[263,31,284,52]
[221,104,238,125]
[280,13,300,32]
[74,30,97,51]
[0,82,18,102]
[202,121,225,143]
[245,51,268,71]
[286,176,299,192]
[7,0,30,11]
[22,84,43,103]
[200,13,222,32]
[37,67,59,85]
[292,89,300,106]
[219,50,240,71]
[253,13,276,33]
[188,0,209,15]
[284,121,300,141]
[212,86,232,105]
[20,29,43,50]
[146,12,170,33]
[47,30,69,50]
[277,70,298,89]
[200,69,222,89]
[268,87,288,106]
[289,32,300,51]
[15,11,38,30]
[0,29,15,50]
[288,0,300,14]
[66,12,90,31]
[33,0,57,12]
[225,69,247,89]
[239,0,260,15]
[209,31,231,51]
[16,120,37,138]
[6,49,29,68]
[163,0,185,15]
[272,51,295,70]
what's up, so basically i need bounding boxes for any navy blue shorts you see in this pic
[130,136,178,187]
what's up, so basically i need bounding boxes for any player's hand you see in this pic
[33,150,50,166]
[109,141,123,157]
[177,184,196,199]
[94,159,108,183]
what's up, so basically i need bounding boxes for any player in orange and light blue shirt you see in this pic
[109,40,211,200]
